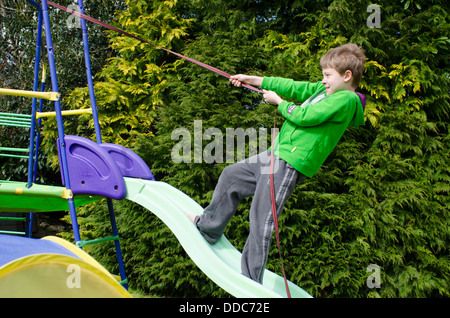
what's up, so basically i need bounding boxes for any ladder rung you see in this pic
[0,230,26,235]
[0,215,28,236]
[0,216,27,221]
[36,109,93,119]
[119,278,128,285]
[76,235,120,248]
[0,153,30,159]
[0,88,60,101]
[0,112,32,119]
[0,147,30,153]
[0,122,31,128]
[0,114,32,129]
[109,275,127,285]
[0,116,32,122]
[0,147,31,159]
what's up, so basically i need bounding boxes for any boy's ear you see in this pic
[344,70,353,83]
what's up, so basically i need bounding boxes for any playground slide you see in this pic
[124,177,312,298]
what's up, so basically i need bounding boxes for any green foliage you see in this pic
[4,0,448,298]
[72,0,449,298]
[1,0,125,180]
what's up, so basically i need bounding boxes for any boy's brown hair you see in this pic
[320,43,366,88]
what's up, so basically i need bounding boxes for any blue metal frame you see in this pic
[25,0,44,237]
[24,0,128,289]
[39,0,82,244]
[76,0,102,144]
[76,0,127,287]
[26,0,42,189]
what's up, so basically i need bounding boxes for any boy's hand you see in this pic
[263,90,283,106]
[229,75,282,105]
[229,74,263,87]
[229,74,248,87]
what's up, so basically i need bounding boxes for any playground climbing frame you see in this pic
[0,0,155,290]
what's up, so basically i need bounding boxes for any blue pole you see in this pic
[25,0,44,237]
[26,1,46,186]
[26,1,42,188]
[77,0,127,288]
[33,76,46,185]
[77,0,102,144]
[41,0,81,243]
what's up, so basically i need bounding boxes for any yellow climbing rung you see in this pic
[0,88,60,101]
[36,109,93,119]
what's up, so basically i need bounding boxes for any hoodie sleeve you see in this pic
[261,77,324,102]
[278,91,363,127]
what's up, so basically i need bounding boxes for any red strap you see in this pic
[46,1,263,94]
[269,111,291,298]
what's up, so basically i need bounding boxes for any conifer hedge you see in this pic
[42,0,449,297]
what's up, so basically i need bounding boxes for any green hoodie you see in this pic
[261,77,365,178]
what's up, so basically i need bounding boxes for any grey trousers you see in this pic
[194,150,305,283]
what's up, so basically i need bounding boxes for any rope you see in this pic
[46,1,263,94]
[269,111,291,298]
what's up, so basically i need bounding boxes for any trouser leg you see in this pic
[194,152,260,244]
[195,151,304,283]
[241,154,303,283]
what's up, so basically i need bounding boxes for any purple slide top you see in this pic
[99,143,155,181]
[59,135,127,200]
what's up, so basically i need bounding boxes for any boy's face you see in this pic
[321,67,353,95]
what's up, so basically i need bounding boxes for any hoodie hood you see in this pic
[349,92,366,127]
[355,92,367,111]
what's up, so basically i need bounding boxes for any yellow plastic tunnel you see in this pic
[0,235,131,298]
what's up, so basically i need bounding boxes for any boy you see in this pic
[187,43,366,284]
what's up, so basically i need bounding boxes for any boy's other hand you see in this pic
[263,90,283,105]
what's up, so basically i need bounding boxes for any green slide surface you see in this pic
[124,177,312,298]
